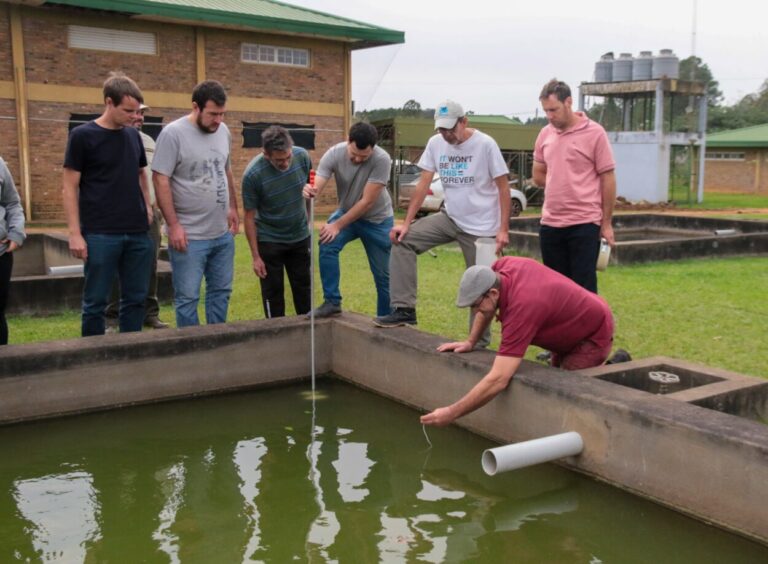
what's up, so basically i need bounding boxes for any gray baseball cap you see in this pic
[456,265,497,307]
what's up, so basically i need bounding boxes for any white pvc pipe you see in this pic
[47,264,84,275]
[482,432,584,476]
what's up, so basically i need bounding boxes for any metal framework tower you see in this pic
[579,79,708,203]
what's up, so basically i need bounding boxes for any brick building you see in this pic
[704,123,768,194]
[0,0,403,220]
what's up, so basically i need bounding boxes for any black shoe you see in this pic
[536,350,552,363]
[144,317,169,329]
[373,308,417,327]
[306,302,342,319]
[606,348,632,365]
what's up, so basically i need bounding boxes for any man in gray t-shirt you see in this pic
[153,80,240,327]
[303,122,393,318]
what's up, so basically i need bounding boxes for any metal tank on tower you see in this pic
[580,49,707,203]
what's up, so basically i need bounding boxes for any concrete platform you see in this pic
[0,314,766,545]
[508,214,768,264]
[10,233,172,315]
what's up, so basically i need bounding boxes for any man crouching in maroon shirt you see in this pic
[422,257,621,427]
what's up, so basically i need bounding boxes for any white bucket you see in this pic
[474,237,497,267]
[596,238,611,271]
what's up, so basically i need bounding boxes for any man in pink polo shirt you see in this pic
[421,257,615,427]
[532,79,616,294]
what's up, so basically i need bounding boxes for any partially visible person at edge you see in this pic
[62,73,154,336]
[421,257,617,427]
[0,157,26,345]
[106,102,168,331]
[532,78,616,294]
[153,80,240,327]
[374,100,510,351]
[242,125,312,318]
[302,122,393,318]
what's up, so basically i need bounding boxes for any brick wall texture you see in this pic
[1,4,351,220]
[704,149,768,194]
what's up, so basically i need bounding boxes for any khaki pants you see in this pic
[389,211,491,347]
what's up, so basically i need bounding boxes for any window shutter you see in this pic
[68,25,157,55]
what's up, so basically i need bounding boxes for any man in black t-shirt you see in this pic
[62,73,154,336]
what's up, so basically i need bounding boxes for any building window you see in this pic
[68,25,157,55]
[705,151,746,161]
[242,122,315,150]
[70,113,164,141]
[241,43,309,68]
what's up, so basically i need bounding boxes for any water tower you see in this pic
[581,50,707,203]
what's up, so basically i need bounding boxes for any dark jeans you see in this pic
[0,252,12,345]
[258,237,311,317]
[82,232,154,336]
[539,223,601,293]
[106,212,162,322]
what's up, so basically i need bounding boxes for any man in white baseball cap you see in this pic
[433,100,465,129]
[374,99,510,345]
[421,256,623,427]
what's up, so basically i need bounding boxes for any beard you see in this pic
[196,114,219,133]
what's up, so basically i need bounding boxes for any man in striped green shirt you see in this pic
[242,126,312,318]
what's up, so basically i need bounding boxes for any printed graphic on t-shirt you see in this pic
[189,150,228,211]
[439,154,474,185]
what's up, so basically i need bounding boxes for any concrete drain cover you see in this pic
[648,371,681,384]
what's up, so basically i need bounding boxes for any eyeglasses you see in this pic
[472,292,490,309]
[437,122,459,135]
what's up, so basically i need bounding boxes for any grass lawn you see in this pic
[674,191,768,211]
[7,229,768,380]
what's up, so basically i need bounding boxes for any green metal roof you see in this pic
[465,115,522,125]
[372,117,541,151]
[707,123,768,148]
[41,0,404,48]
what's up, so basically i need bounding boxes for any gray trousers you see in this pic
[389,211,490,347]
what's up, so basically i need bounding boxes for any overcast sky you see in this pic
[286,0,767,119]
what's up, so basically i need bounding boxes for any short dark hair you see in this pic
[262,125,294,153]
[103,72,143,106]
[192,80,227,109]
[348,122,378,150]
[539,79,571,102]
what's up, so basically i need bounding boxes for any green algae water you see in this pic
[0,379,766,563]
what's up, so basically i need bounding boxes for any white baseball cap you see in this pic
[434,100,464,130]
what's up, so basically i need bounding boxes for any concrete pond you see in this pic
[507,213,768,264]
[0,314,766,549]
[9,233,173,315]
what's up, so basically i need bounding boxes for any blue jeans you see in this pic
[82,232,154,336]
[318,210,393,316]
[169,232,235,327]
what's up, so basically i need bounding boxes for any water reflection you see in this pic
[233,439,266,561]
[333,441,375,502]
[13,470,100,562]
[152,462,186,563]
[306,425,341,561]
[0,381,766,562]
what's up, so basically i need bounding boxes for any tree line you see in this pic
[356,58,768,133]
